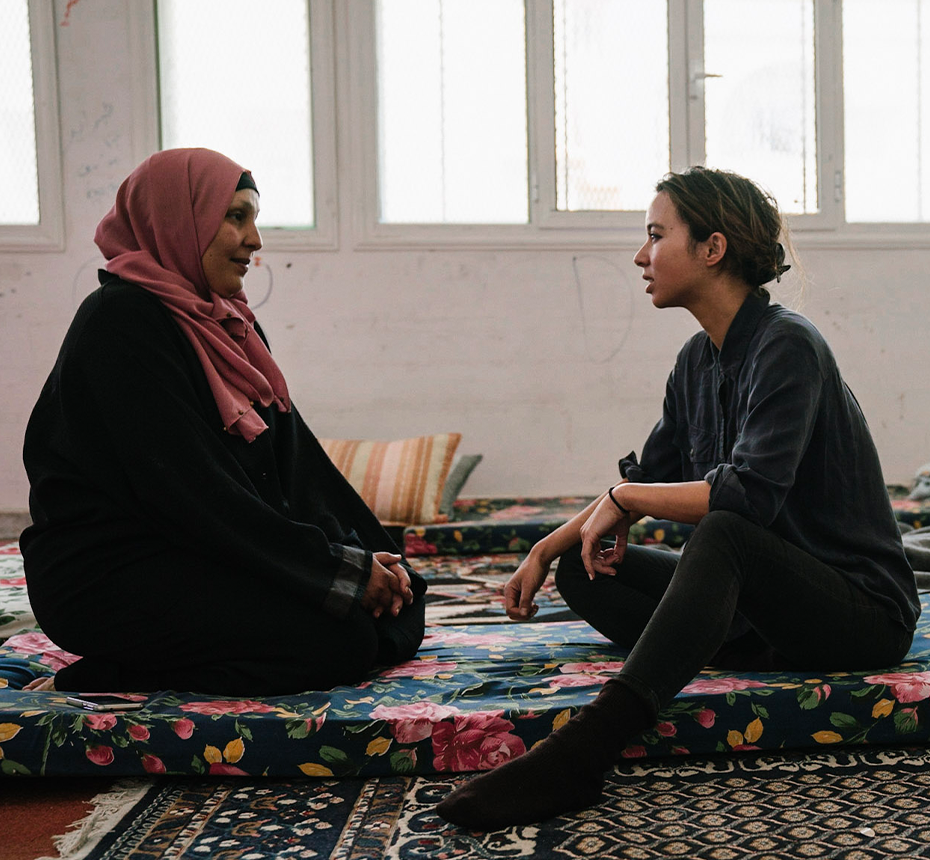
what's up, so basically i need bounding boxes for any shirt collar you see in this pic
[713,289,771,375]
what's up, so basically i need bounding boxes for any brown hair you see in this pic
[656,166,792,293]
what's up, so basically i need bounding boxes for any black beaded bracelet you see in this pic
[607,486,630,515]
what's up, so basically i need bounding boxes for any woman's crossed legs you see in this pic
[438,510,912,829]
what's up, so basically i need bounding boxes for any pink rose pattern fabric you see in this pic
[6,631,79,672]
[863,671,930,703]
[430,712,526,771]
[0,546,35,640]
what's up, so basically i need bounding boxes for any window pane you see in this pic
[704,0,817,216]
[844,0,929,222]
[553,0,669,211]
[377,0,528,224]
[0,0,39,225]
[157,0,313,228]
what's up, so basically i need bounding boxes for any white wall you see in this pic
[1,1,929,517]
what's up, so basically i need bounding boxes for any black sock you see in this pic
[436,679,653,830]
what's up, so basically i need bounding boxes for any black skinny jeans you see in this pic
[555,510,913,720]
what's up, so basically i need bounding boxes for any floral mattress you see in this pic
[893,493,930,530]
[2,541,930,778]
[405,491,929,557]
[404,496,694,556]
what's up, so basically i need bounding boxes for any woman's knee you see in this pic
[697,508,754,533]
[375,594,426,665]
[688,509,759,554]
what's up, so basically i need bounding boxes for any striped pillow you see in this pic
[319,433,462,525]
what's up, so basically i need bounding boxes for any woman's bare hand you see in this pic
[579,494,632,579]
[503,553,551,620]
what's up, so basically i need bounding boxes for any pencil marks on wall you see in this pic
[571,254,636,364]
[247,259,273,310]
[67,101,122,204]
[71,256,104,306]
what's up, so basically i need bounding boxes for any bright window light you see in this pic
[377,0,529,224]
[1,0,40,225]
[157,0,314,228]
[844,0,930,222]
[704,0,818,216]
[553,0,669,212]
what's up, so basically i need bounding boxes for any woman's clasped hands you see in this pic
[362,551,415,618]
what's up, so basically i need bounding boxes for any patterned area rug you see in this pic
[68,746,930,858]
[408,552,580,625]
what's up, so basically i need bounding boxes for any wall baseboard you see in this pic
[0,511,30,540]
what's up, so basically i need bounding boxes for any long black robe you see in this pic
[22,274,425,694]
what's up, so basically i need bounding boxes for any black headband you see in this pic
[235,172,258,194]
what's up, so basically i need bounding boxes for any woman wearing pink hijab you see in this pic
[21,148,425,695]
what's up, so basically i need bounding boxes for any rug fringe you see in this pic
[37,778,153,860]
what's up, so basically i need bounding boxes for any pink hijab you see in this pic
[95,148,290,442]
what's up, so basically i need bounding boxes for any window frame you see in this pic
[135,0,930,251]
[681,0,841,234]
[350,0,849,249]
[0,0,64,251]
[346,0,541,248]
[352,0,930,250]
[139,0,339,250]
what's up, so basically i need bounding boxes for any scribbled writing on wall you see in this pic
[571,254,635,364]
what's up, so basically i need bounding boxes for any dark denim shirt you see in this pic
[622,291,918,630]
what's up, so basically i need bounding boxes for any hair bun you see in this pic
[773,242,790,282]
[757,242,790,285]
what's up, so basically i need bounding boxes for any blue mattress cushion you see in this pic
[2,606,930,777]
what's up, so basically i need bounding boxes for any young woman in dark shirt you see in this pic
[22,148,425,695]
[438,167,918,830]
